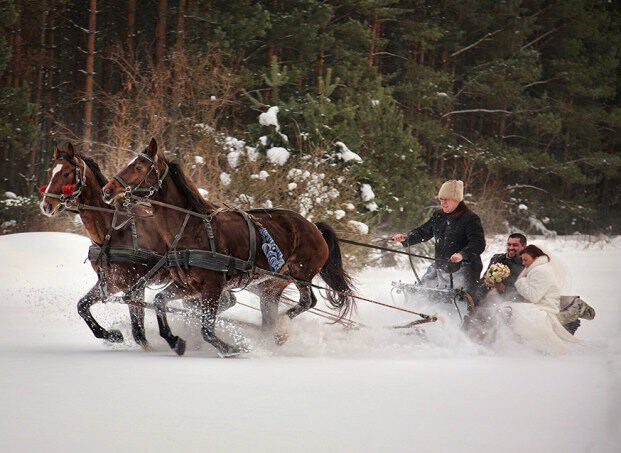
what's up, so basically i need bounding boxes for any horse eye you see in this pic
[135,165,142,171]
[63,173,69,177]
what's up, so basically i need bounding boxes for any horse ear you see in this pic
[65,142,76,159]
[53,145,61,159]
[146,138,158,158]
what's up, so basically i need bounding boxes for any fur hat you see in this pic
[437,180,464,201]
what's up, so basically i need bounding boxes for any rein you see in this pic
[126,194,437,324]
[338,238,453,264]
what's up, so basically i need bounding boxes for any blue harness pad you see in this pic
[259,228,285,272]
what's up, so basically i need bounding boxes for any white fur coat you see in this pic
[515,256,560,313]
[511,256,579,354]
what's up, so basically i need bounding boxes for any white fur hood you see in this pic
[515,255,560,312]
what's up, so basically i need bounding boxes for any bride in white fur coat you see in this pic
[510,245,579,354]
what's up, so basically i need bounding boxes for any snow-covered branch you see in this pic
[450,29,503,58]
[505,184,549,193]
[442,109,513,117]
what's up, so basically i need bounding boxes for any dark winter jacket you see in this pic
[402,202,486,275]
[485,253,524,289]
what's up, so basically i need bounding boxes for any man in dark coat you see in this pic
[476,233,527,304]
[392,180,486,294]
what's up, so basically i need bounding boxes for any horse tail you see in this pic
[314,222,356,319]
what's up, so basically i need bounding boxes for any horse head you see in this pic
[102,138,168,206]
[39,142,85,216]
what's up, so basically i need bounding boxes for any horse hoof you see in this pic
[274,331,289,346]
[217,345,242,358]
[105,330,124,343]
[174,338,186,356]
[139,341,151,351]
[274,315,290,345]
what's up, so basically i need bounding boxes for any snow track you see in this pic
[0,232,618,452]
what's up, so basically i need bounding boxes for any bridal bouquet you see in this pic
[484,263,511,288]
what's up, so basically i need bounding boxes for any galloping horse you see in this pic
[39,143,172,349]
[102,139,354,357]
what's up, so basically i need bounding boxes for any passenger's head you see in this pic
[520,244,549,267]
[437,180,463,214]
[507,233,527,258]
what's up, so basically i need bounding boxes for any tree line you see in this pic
[1,0,619,234]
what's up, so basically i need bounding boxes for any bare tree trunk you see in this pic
[34,0,48,109]
[101,41,113,95]
[30,0,49,177]
[155,0,168,65]
[266,0,278,66]
[83,0,97,151]
[176,0,187,49]
[376,21,384,68]
[40,6,57,183]
[11,0,23,88]
[126,0,136,61]
[46,8,56,109]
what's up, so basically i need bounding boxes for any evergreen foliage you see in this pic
[0,0,619,233]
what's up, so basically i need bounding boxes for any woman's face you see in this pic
[521,252,534,267]
[439,198,459,213]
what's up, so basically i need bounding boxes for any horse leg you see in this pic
[153,284,190,356]
[247,279,287,329]
[199,289,242,358]
[218,290,237,314]
[260,295,279,329]
[77,283,123,343]
[285,282,317,320]
[128,302,148,350]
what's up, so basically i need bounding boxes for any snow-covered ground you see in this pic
[0,232,619,452]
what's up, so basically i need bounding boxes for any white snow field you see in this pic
[0,232,619,452]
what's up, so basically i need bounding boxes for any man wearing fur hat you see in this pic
[392,180,486,294]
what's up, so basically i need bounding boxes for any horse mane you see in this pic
[80,155,108,188]
[58,152,108,188]
[166,159,215,214]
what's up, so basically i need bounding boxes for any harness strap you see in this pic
[88,245,162,267]
[122,212,190,302]
[239,210,257,268]
[113,174,130,190]
[167,249,254,273]
[203,216,217,255]
[171,213,192,278]
[111,212,134,231]
[130,216,139,250]
[95,208,116,300]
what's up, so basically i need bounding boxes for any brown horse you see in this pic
[39,143,189,351]
[101,138,354,357]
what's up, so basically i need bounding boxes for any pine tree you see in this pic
[0,0,38,194]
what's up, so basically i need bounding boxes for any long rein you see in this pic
[123,194,439,324]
